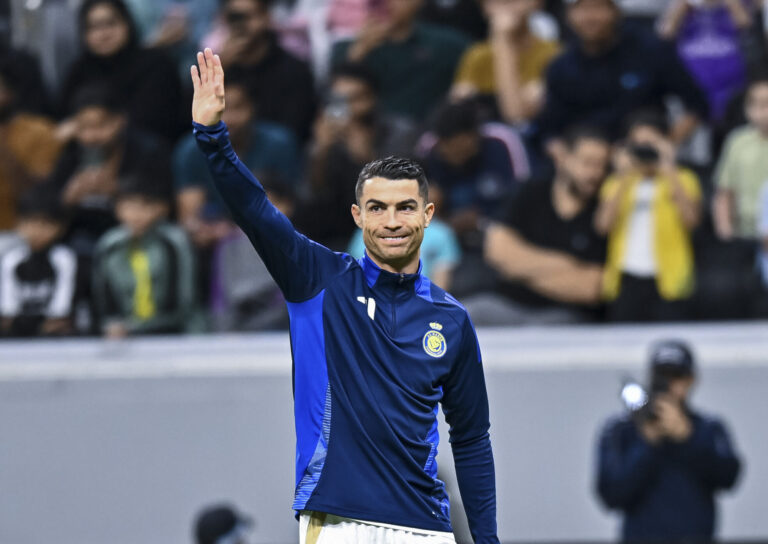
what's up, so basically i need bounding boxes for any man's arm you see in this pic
[191,49,346,302]
[676,419,742,490]
[484,224,603,304]
[442,317,499,544]
[596,419,661,509]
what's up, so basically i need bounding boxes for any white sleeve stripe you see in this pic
[0,247,28,316]
[46,246,77,318]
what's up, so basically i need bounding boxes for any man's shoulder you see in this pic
[600,412,635,435]
[725,125,761,150]
[427,284,473,328]
[416,23,471,49]
[95,227,131,256]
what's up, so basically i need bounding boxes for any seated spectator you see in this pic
[0,64,63,231]
[596,340,741,542]
[477,126,609,325]
[0,191,76,337]
[59,0,183,142]
[210,178,292,331]
[194,503,254,544]
[452,0,560,125]
[416,99,530,244]
[348,185,461,290]
[331,0,470,122]
[595,112,702,322]
[761,182,768,294]
[48,86,172,257]
[534,0,708,159]
[174,71,301,254]
[659,0,752,123]
[0,44,49,115]
[713,76,768,240]
[303,63,417,249]
[216,0,316,143]
[92,178,196,338]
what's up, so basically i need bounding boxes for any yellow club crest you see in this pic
[423,329,447,358]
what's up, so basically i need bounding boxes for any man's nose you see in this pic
[384,209,402,230]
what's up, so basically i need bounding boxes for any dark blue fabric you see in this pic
[596,411,741,541]
[194,121,499,542]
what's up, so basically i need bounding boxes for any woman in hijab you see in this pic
[59,0,184,142]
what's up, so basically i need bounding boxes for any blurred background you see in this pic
[1,0,768,542]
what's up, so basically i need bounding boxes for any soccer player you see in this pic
[191,48,499,544]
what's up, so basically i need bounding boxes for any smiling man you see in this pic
[191,49,498,544]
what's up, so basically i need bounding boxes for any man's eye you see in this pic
[369,206,381,212]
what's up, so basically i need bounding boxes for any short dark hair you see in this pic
[116,173,171,204]
[330,63,379,94]
[624,110,670,138]
[432,99,479,140]
[355,156,429,204]
[219,0,271,10]
[69,83,124,115]
[563,125,611,149]
[16,188,69,225]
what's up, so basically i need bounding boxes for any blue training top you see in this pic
[194,121,499,542]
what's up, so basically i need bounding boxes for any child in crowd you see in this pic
[0,192,77,337]
[595,112,702,322]
[92,178,197,338]
[713,76,768,240]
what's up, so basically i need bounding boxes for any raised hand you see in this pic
[191,48,225,126]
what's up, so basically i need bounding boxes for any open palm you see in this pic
[191,48,225,126]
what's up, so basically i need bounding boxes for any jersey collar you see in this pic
[360,252,429,298]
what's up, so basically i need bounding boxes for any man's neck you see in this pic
[367,251,420,275]
[552,175,587,220]
[389,21,416,43]
[579,33,618,57]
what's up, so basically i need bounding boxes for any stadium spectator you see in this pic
[0,44,49,115]
[713,76,768,240]
[59,0,183,142]
[0,191,76,337]
[596,340,742,542]
[210,178,292,331]
[476,126,609,325]
[331,0,471,122]
[0,65,63,231]
[303,63,417,249]
[92,178,197,338]
[534,0,709,159]
[174,72,300,254]
[217,0,316,143]
[416,99,530,243]
[595,112,702,322]
[658,0,752,122]
[452,0,560,125]
[49,85,172,257]
[348,185,462,290]
[761,181,768,289]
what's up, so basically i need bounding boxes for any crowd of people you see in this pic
[2,0,768,337]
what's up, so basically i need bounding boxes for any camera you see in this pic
[620,374,669,421]
[324,94,350,123]
[628,143,660,164]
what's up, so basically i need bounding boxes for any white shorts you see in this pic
[299,511,456,544]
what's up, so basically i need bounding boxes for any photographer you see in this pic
[596,340,742,542]
[595,111,702,322]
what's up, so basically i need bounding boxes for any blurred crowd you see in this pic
[2,0,768,338]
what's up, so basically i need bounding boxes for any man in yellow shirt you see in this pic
[452,0,559,125]
[595,111,702,322]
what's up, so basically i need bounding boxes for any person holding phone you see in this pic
[594,111,702,322]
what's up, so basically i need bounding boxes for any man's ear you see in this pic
[424,202,435,228]
[351,203,363,229]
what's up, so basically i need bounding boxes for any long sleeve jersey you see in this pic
[194,121,499,542]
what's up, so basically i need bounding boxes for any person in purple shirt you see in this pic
[659,0,753,121]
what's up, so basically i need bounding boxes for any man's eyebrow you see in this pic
[364,198,420,207]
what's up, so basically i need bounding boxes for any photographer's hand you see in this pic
[638,420,663,445]
[655,395,692,442]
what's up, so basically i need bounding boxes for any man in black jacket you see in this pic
[596,340,742,542]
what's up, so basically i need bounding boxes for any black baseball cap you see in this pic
[649,340,695,375]
[194,504,254,544]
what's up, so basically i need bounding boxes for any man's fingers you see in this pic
[190,65,201,91]
[204,48,215,84]
[197,51,207,85]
